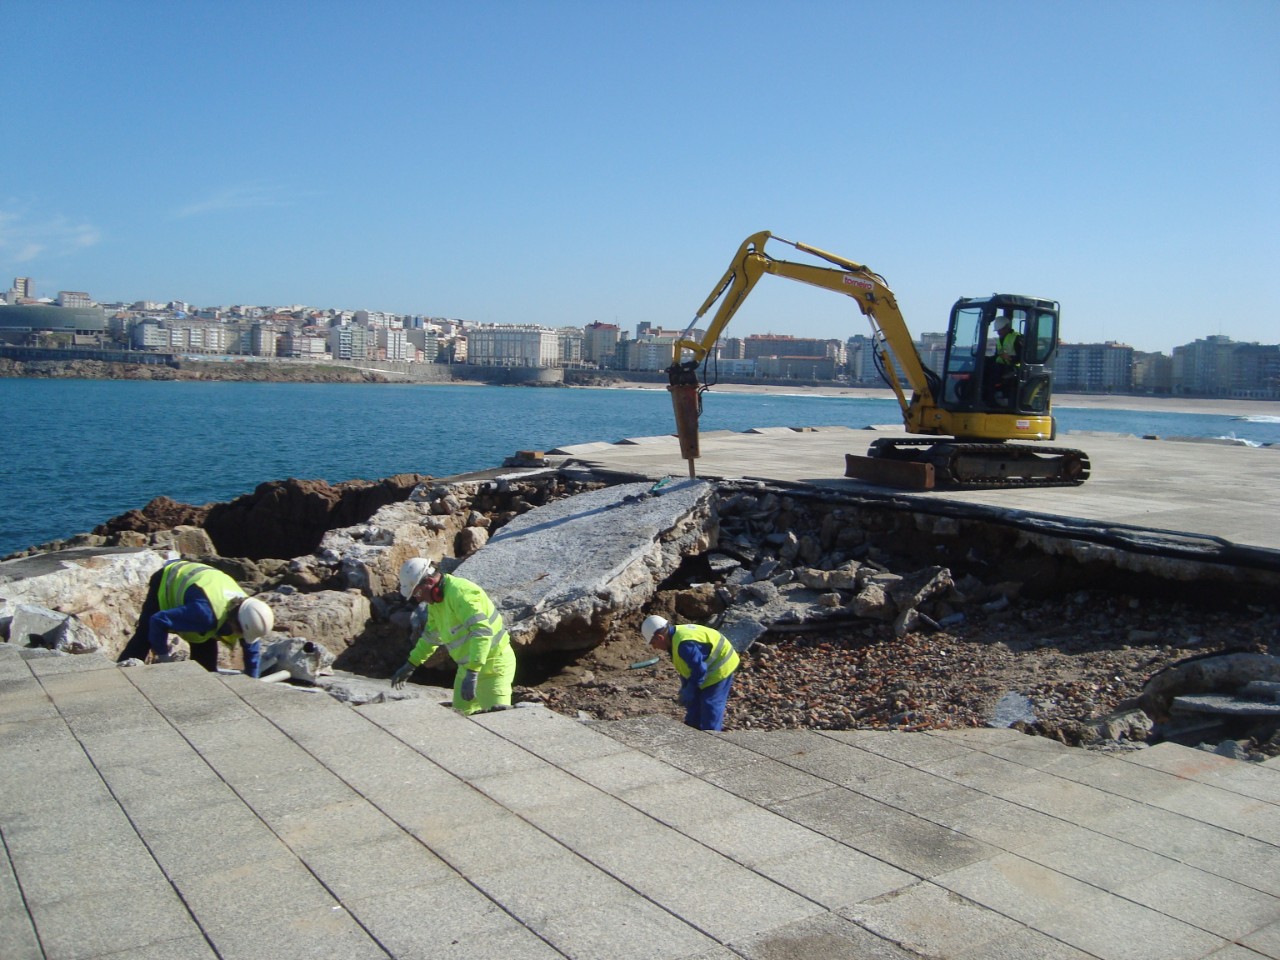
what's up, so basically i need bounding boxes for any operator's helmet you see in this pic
[995,315,1012,332]
[641,615,670,644]
[237,597,274,642]
[398,557,437,598]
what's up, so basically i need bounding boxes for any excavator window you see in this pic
[1029,308,1057,364]
[942,304,984,406]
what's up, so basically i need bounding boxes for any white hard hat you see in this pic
[641,615,669,644]
[995,315,1012,330]
[237,597,274,642]
[399,557,437,598]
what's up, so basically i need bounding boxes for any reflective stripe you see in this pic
[445,609,509,664]
[706,635,733,675]
[165,562,204,602]
[410,575,510,669]
[671,624,739,688]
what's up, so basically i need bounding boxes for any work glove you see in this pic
[390,662,415,688]
[460,669,479,702]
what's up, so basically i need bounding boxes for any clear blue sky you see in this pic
[3,1,1276,354]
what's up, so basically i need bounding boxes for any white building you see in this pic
[329,323,373,360]
[466,324,560,367]
[282,333,328,358]
[376,326,409,361]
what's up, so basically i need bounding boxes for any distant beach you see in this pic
[606,380,1276,419]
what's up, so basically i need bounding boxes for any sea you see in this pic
[2,378,1277,559]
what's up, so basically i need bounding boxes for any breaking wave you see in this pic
[1215,434,1263,447]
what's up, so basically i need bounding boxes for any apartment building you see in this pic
[466,324,560,367]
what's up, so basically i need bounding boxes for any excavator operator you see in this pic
[987,313,1023,406]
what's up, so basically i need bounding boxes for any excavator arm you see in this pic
[668,231,937,475]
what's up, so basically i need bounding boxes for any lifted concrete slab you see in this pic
[456,478,716,648]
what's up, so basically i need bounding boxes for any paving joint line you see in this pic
[218,680,575,960]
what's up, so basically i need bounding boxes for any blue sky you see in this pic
[3,1,1276,354]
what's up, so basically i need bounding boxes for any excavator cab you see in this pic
[940,295,1059,417]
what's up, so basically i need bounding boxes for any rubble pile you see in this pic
[537,483,1280,757]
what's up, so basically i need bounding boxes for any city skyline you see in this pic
[12,276,1277,372]
[2,2,1276,355]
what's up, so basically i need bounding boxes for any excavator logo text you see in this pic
[842,275,875,291]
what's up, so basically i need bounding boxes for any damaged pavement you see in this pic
[2,459,1279,758]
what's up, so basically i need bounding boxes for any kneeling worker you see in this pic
[391,558,516,715]
[642,615,739,731]
[117,559,273,677]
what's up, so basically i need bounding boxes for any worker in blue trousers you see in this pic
[642,615,739,731]
[117,560,273,676]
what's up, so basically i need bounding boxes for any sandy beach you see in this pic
[607,380,1276,419]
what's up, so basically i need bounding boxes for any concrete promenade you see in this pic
[553,426,1280,573]
[3,643,1278,960]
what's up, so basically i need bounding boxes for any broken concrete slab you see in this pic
[5,603,74,646]
[317,670,451,705]
[258,638,335,683]
[1140,652,1280,720]
[0,547,170,658]
[454,478,716,654]
[1172,693,1280,717]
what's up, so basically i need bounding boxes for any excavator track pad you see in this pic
[847,439,1090,490]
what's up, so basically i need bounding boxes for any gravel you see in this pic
[524,590,1280,756]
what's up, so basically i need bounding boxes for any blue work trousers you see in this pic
[683,674,734,731]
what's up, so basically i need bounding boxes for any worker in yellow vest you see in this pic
[642,615,739,731]
[986,313,1024,405]
[117,560,273,676]
[391,558,516,715]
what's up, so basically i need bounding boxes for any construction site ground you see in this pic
[523,588,1277,751]
[528,425,1280,752]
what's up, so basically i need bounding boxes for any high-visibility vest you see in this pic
[156,561,245,645]
[996,330,1020,366]
[670,624,739,689]
[409,574,510,672]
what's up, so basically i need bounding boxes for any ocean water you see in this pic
[2,378,1277,558]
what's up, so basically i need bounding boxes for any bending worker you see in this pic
[642,615,739,731]
[391,558,516,715]
[117,559,273,676]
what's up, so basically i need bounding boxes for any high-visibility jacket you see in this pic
[670,624,739,689]
[996,330,1021,366]
[408,574,510,673]
[156,561,245,645]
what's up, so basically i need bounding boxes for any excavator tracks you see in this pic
[847,439,1091,490]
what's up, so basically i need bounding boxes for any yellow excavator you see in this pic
[667,231,1090,489]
